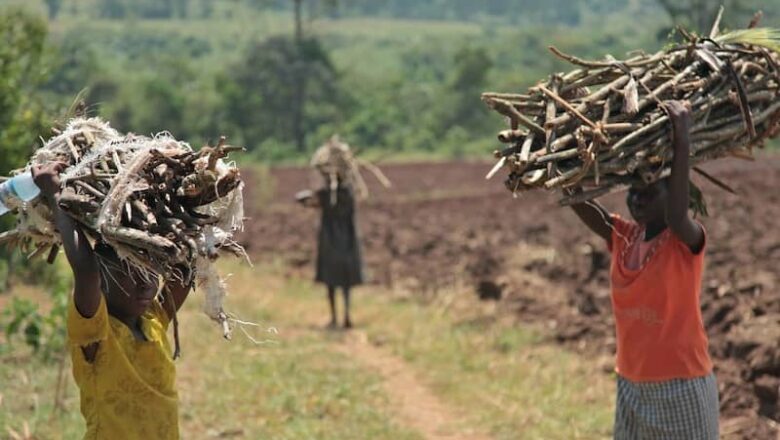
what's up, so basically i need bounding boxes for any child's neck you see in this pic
[110,311,146,341]
[643,220,667,241]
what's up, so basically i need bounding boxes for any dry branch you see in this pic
[310,135,392,204]
[483,27,780,205]
[6,117,248,337]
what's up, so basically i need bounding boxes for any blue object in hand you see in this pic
[0,172,41,216]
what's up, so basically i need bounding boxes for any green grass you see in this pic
[0,261,615,439]
[0,264,420,439]
[0,351,85,439]
[235,263,616,439]
[179,319,421,439]
[356,289,615,440]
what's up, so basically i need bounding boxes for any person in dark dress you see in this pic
[297,179,363,329]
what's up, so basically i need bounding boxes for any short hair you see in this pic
[94,241,119,260]
[94,241,129,273]
[94,241,160,291]
[93,241,118,288]
[95,241,140,288]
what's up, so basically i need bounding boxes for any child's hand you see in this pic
[31,162,67,199]
[295,189,314,203]
[664,100,692,147]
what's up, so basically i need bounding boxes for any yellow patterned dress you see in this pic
[67,294,179,439]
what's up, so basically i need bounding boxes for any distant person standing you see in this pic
[298,180,362,329]
[297,136,387,329]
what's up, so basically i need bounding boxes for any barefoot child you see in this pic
[568,101,718,439]
[33,162,192,439]
[297,177,363,329]
[296,136,373,329]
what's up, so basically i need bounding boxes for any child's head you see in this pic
[626,179,668,225]
[94,242,159,319]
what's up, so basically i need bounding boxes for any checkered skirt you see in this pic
[614,373,719,440]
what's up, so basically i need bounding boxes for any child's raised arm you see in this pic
[32,163,102,318]
[664,100,705,253]
[568,190,614,247]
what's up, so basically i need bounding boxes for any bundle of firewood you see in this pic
[3,118,246,337]
[310,135,391,205]
[483,24,780,206]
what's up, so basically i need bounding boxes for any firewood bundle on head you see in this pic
[310,135,391,205]
[5,117,246,339]
[483,23,780,208]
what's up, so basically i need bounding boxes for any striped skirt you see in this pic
[614,373,719,440]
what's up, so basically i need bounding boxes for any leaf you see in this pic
[715,28,780,53]
[24,322,41,351]
[689,180,709,218]
[6,316,23,337]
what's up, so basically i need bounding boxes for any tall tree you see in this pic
[292,0,305,151]
[174,0,189,18]
[0,9,49,170]
[293,0,304,41]
[99,0,127,19]
[44,0,63,20]
[444,46,493,129]
[219,36,340,153]
[0,9,53,289]
[287,0,339,151]
[197,0,213,17]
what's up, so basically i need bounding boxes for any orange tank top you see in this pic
[608,215,712,382]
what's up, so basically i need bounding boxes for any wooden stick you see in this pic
[709,5,725,39]
[73,180,105,199]
[112,150,124,174]
[560,70,620,95]
[609,115,669,152]
[692,166,737,194]
[131,199,158,227]
[481,92,532,101]
[485,157,506,180]
[101,225,181,258]
[535,148,579,165]
[65,137,80,161]
[544,166,582,189]
[547,75,631,127]
[724,60,758,138]
[484,98,546,136]
[538,84,598,130]
[519,133,535,163]
[548,46,666,69]
[497,129,528,143]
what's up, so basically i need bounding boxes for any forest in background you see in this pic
[2,0,776,168]
[3,4,780,438]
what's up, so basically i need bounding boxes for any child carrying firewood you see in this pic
[568,101,718,439]
[295,136,387,329]
[297,177,363,329]
[32,162,191,439]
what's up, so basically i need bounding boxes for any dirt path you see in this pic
[336,330,493,440]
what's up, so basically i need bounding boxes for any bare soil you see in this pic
[240,155,780,439]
